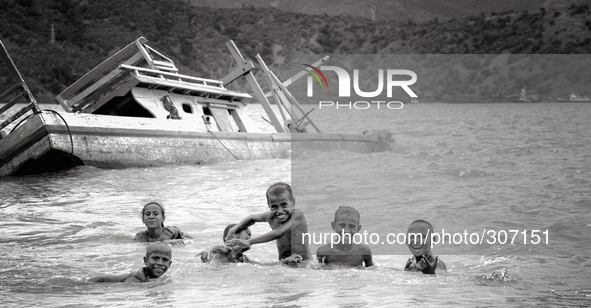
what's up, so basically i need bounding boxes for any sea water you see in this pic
[0,103,590,307]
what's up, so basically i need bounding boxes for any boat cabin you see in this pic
[54,37,256,133]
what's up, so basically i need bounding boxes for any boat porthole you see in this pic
[182,103,192,114]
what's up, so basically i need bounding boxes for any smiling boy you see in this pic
[90,242,172,282]
[225,182,311,265]
[316,206,374,267]
[404,219,446,274]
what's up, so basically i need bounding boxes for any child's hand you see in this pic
[198,245,233,262]
[404,257,413,270]
[225,239,250,252]
[198,250,211,262]
[281,254,302,264]
[224,232,236,242]
[165,239,186,246]
[210,245,231,255]
[421,255,438,274]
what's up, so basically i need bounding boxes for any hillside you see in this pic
[1,0,590,103]
[188,0,590,22]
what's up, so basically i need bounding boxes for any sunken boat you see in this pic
[0,37,392,176]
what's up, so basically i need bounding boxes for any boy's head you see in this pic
[144,242,172,278]
[406,220,433,257]
[331,206,361,235]
[223,224,252,241]
[266,182,295,224]
[266,182,294,203]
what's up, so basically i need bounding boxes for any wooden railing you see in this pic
[0,40,40,136]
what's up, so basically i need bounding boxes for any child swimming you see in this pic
[198,224,252,263]
[134,201,188,245]
[316,206,374,267]
[89,242,172,282]
[404,219,447,274]
[225,182,311,266]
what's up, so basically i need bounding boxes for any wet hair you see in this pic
[408,219,433,231]
[223,224,250,241]
[145,242,172,259]
[223,224,237,242]
[334,206,360,224]
[266,182,294,203]
[141,201,166,227]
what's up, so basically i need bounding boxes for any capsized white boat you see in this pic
[0,37,392,176]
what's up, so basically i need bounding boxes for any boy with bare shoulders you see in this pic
[404,219,447,274]
[90,242,172,283]
[316,206,374,267]
[225,182,311,266]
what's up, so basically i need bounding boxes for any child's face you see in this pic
[142,204,164,228]
[406,222,432,257]
[331,212,361,235]
[267,191,295,223]
[144,250,172,278]
[236,228,252,240]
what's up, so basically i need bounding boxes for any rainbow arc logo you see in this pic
[302,64,328,88]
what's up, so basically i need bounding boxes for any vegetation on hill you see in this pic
[1,0,590,103]
[187,0,587,23]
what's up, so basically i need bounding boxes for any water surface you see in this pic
[1,103,590,307]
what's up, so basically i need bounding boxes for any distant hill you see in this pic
[1,0,590,103]
[188,0,590,21]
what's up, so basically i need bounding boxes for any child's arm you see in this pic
[89,271,137,283]
[404,257,413,271]
[316,245,328,264]
[197,245,232,262]
[363,255,374,267]
[165,237,195,246]
[247,224,286,245]
[241,210,303,246]
[280,254,302,264]
[227,211,306,250]
[169,225,193,240]
[134,231,147,242]
[437,258,447,270]
[225,212,271,241]
[363,248,375,267]
[124,270,146,283]
[257,209,308,244]
[163,226,191,246]
[281,254,307,268]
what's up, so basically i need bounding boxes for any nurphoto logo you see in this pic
[303,64,418,110]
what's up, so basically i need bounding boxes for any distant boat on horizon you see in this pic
[517,86,540,102]
[494,84,540,103]
[557,92,591,103]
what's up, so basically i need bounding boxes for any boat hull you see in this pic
[556,99,591,103]
[0,112,391,176]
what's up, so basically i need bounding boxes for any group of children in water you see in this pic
[91,182,446,283]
